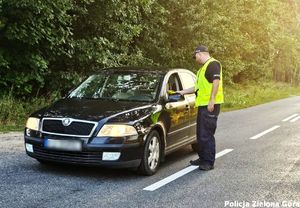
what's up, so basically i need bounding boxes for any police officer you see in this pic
[178,45,224,170]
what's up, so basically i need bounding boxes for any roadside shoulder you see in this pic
[0,132,23,138]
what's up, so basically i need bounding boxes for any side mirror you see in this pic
[167,93,184,102]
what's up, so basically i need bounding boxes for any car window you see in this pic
[166,73,183,93]
[69,72,163,102]
[179,72,196,89]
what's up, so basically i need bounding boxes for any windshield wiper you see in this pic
[70,97,102,100]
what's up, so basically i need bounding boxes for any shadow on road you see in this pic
[28,146,196,179]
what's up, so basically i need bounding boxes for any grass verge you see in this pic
[222,82,300,111]
[0,96,51,133]
[1,82,300,132]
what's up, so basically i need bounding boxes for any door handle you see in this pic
[166,103,173,109]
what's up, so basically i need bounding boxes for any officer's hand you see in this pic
[207,100,214,112]
[168,90,177,95]
[176,90,184,96]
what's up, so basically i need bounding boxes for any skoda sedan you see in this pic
[24,67,199,175]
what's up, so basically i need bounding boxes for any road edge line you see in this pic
[143,149,234,192]
[282,113,299,122]
[249,125,280,140]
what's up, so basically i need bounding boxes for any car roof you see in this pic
[98,66,191,75]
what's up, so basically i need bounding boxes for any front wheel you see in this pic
[138,130,161,176]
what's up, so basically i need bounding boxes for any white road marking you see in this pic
[215,149,234,158]
[290,115,300,123]
[249,125,280,140]
[143,149,234,192]
[282,113,299,122]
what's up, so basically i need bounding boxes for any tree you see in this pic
[0,0,75,97]
[1,0,299,98]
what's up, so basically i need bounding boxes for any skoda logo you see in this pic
[62,118,72,126]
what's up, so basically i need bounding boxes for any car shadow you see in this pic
[33,162,138,179]
[30,146,197,179]
[160,146,196,168]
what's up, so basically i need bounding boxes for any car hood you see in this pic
[37,98,153,122]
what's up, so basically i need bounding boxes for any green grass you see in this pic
[0,96,51,133]
[1,82,300,132]
[222,82,300,111]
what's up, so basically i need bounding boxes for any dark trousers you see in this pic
[196,104,220,165]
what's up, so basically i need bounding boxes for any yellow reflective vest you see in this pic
[194,57,224,107]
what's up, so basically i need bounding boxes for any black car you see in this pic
[24,67,199,175]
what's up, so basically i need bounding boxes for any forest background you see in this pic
[1,0,300,131]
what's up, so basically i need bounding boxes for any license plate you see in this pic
[44,138,82,151]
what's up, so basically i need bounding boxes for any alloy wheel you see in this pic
[147,136,160,170]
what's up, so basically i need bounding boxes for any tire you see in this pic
[138,130,161,176]
[191,142,201,153]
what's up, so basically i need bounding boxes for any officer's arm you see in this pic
[209,80,220,103]
[177,87,195,95]
[207,79,219,112]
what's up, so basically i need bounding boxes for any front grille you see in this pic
[33,146,102,164]
[42,119,96,137]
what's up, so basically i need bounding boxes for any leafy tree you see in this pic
[0,0,75,97]
[0,0,300,98]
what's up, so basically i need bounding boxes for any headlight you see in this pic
[26,117,40,131]
[97,124,138,137]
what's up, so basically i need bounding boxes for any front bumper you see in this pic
[24,134,143,168]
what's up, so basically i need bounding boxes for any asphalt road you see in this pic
[1,96,300,208]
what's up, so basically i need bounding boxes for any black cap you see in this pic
[193,45,209,58]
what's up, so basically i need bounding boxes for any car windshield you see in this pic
[69,71,163,102]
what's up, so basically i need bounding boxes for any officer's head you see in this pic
[193,45,210,64]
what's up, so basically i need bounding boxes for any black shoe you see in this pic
[190,158,202,166]
[198,163,214,171]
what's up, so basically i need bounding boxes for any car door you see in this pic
[164,72,190,149]
[178,71,197,138]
